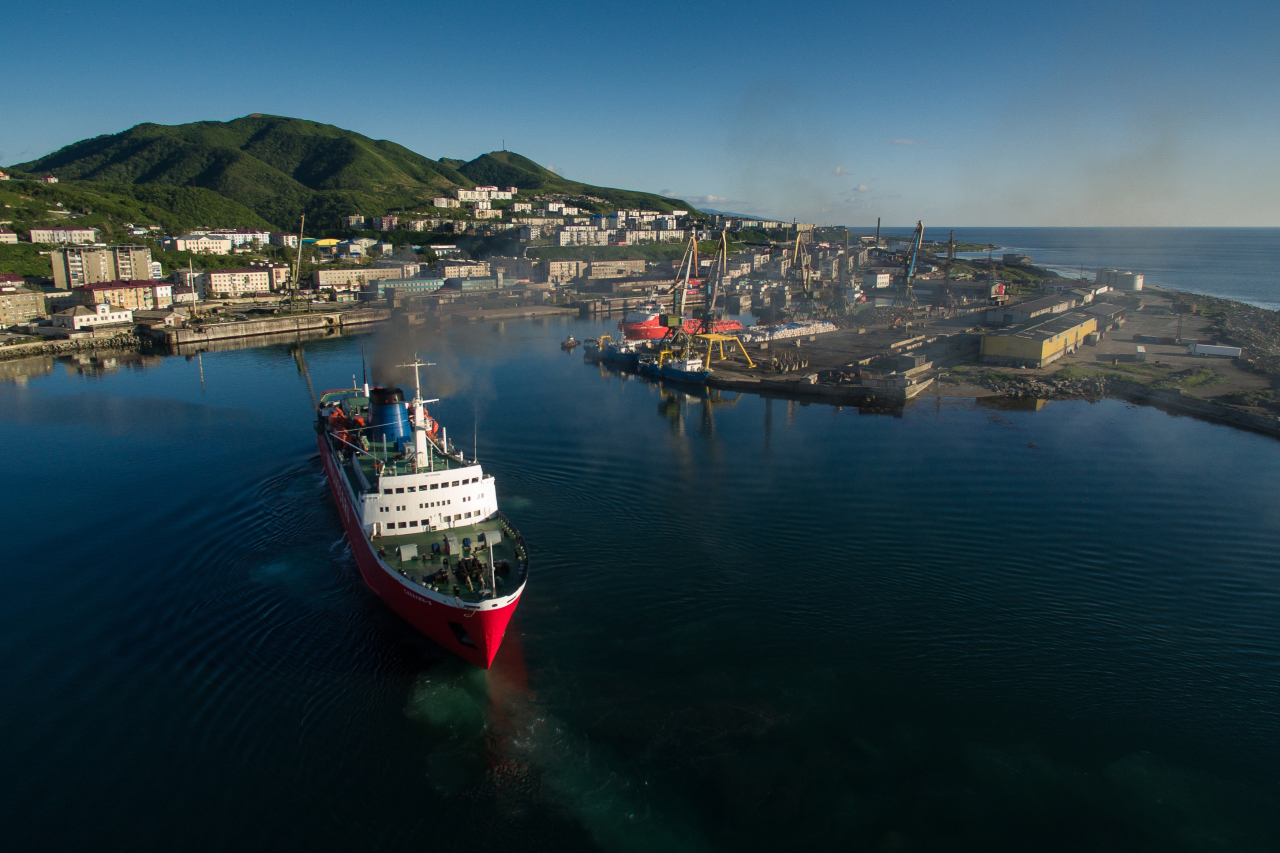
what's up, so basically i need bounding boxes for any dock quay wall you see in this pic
[163,309,390,346]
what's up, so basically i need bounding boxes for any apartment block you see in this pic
[170,234,234,254]
[435,260,491,279]
[539,259,584,284]
[52,244,152,290]
[30,226,98,244]
[312,267,405,289]
[74,279,172,310]
[206,268,272,298]
[0,285,46,326]
[588,259,646,278]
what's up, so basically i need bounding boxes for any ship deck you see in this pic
[375,516,526,602]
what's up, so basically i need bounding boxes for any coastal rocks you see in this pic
[982,376,1112,400]
[0,331,144,362]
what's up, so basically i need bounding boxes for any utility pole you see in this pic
[289,214,306,312]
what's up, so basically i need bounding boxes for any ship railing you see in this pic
[492,510,530,582]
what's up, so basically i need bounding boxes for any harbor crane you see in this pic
[898,220,924,310]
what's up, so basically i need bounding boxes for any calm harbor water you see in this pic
[3,316,1280,851]
[860,226,1280,310]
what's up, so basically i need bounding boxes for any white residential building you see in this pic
[29,226,99,244]
[206,268,272,298]
[512,202,532,213]
[456,186,516,201]
[171,234,235,254]
[556,229,614,247]
[52,302,133,330]
[432,198,461,208]
[435,260,491,278]
[270,233,300,248]
[213,229,271,247]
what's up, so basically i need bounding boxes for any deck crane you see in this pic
[899,220,924,309]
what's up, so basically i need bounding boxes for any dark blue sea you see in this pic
[853,227,1280,310]
[2,315,1279,851]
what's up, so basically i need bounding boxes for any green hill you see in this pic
[12,115,689,230]
[458,151,686,213]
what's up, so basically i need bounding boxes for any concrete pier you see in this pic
[161,308,390,346]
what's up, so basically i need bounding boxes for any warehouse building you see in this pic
[986,294,1078,326]
[981,311,1099,368]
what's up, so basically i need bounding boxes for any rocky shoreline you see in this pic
[0,331,146,360]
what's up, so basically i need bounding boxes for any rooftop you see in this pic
[1005,294,1077,313]
[989,310,1095,342]
[77,279,163,290]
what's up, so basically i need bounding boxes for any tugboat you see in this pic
[560,335,580,350]
[315,358,528,668]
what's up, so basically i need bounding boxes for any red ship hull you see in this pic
[318,434,520,668]
[619,317,745,340]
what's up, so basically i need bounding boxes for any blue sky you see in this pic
[3,0,1277,226]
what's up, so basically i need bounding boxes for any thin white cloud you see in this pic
[890,138,926,146]
[856,184,869,193]
[833,166,850,176]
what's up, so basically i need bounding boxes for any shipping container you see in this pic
[1187,343,1242,357]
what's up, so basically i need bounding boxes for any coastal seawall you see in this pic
[162,308,390,346]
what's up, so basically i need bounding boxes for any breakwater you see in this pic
[0,330,144,362]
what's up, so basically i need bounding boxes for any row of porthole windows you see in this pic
[384,510,481,531]
[384,476,481,496]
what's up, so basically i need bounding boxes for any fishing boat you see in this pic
[659,353,710,384]
[560,335,580,350]
[315,358,527,668]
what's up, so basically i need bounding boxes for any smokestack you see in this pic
[875,217,881,245]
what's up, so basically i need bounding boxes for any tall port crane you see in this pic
[899,220,924,309]
[701,229,729,330]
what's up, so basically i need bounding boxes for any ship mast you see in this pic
[398,354,437,471]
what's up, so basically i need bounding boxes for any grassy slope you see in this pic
[458,151,691,215]
[11,116,693,231]
[13,115,472,230]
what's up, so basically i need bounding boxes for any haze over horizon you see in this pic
[3,0,1276,228]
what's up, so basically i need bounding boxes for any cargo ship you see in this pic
[619,297,744,340]
[315,358,527,667]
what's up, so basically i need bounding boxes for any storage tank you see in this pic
[1113,272,1144,291]
[369,386,410,446]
